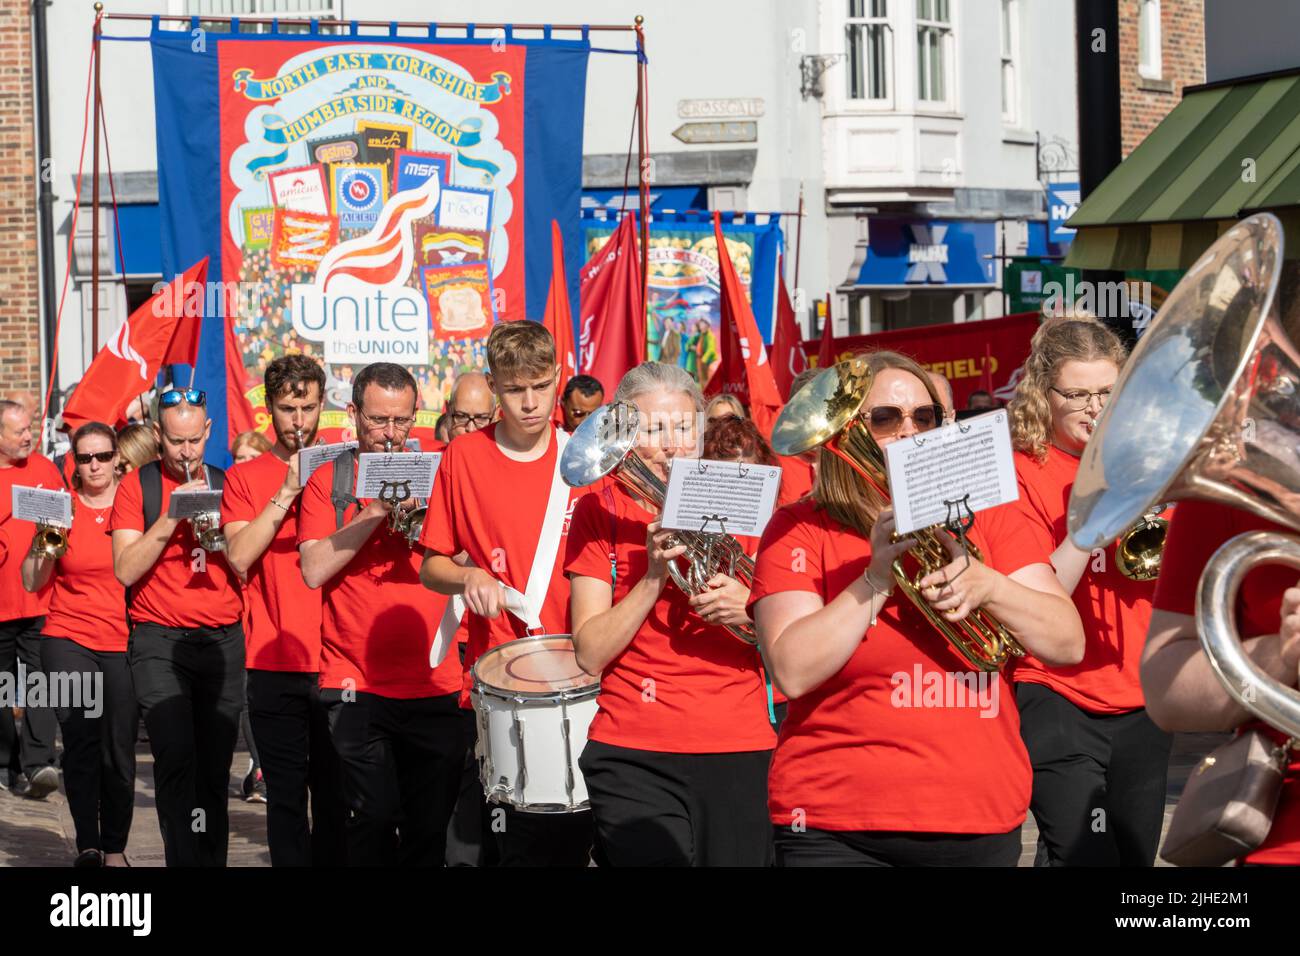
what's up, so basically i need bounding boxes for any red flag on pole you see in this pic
[62,258,209,432]
[542,220,577,427]
[579,212,644,395]
[817,292,837,369]
[770,258,807,398]
[704,212,783,436]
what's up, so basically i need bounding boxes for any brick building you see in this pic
[1118,0,1206,157]
[0,0,39,394]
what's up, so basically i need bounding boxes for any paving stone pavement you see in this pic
[2,728,1226,868]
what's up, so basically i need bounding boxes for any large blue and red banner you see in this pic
[150,22,589,455]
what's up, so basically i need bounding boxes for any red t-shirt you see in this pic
[419,423,583,705]
[298,459,461,699]
[222,451,322,672]
[1006,446,1160,713]
[41,495,127,652]
[775,454,815,508]
[0,454,64,622]
[1152,498,1300,865]
[747,498,1051,833]
[107,467,243,630]
[565,482,775,754]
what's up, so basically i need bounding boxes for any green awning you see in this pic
[1066,71,1300,269]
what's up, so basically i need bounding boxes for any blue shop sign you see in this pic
[855,219,997,287]
[1047,182,1080,243]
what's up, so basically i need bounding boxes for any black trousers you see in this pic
[0,616,58,778]
[247,669,346,867]
[579,739,773,867]
[1016,681,1173,867]
[775,826,1022,867]
[445,708,498,867]
[493,805,594,867]
[322,689,464,867]
[38,637,137,854]
[128,621,245,867]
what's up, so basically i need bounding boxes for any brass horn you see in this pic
[183,461,227,553]
[31,524,69,560]
[560,402,758,644]
[1069,211,1300,738]
[770,358,1024,672]
[378,440,427,548]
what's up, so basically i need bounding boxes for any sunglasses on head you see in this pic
[74,451,115,465]
[865,403,945,435]
[159,388,206,409]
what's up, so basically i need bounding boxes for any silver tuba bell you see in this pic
[1069,211,1300,738]
[559,401,757,644]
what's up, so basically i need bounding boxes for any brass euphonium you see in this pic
[183,461,227,553]
[559,401,758,644]
[769,358,1024,672]
[1070,212,1300,739]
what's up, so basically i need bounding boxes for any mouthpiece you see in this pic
[384,439,394,454]
[183,460,192,482]
[295,428,305,449]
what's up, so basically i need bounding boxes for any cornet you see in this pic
[379,439,427,547]
[183,461,227,553]
[30,499,73,560]
[560,402,758,644]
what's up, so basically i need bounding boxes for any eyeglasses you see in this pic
[1050,386,1112,411]
[74,451,115,465]
[357,409,416,431]
[449,412,493,428]
[160,389,206,409]
[865,403,944,436]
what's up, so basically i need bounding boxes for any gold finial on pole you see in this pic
[634,15,644,27]
[94,2,103,11]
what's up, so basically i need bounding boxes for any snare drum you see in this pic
[470,635,599,813]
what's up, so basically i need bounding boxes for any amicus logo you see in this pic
[106,319,149,380]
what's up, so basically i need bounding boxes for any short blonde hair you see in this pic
[706,394,745,420]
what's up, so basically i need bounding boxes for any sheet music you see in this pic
[660,458,781,537]
[11,486,72,527]
[354,452,442,500]
[298,440,358,486]
[884,410,1019,535]
[167,490,224,519]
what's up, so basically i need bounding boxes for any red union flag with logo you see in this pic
[61,258,208,432]
[578,212,644,395]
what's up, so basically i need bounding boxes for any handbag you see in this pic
[1160,729,1293,867]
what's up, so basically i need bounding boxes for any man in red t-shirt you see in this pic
[0,398,64,797]
[298,362,464,866]
[420,321,593,866]
[110,390,245,867]
[222,355,344,867]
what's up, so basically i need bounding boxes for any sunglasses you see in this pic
[865,403,945,435]
[74,451,115,465]
[160,388,206,408]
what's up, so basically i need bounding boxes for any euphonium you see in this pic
[1069,212,1300,738]
[183,461,227,553]
[559,401,758,644]
[770,358,1024,672]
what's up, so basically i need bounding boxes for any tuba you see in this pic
[184,461,227,553]
[770,358,1024,672]
[1069,211,1300,738]
[560,402,758,644]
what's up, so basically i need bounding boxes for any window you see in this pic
[1138,0,1162,79]
[915,0,952,105]
[1000,0,1019,124]
[846,0,891,101]
[183,0,342,31]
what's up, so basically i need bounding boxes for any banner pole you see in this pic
[793,182,804,294]
[91,3,103,356]
[634,15,650,324]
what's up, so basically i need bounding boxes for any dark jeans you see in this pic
[39,637,137,853]
[247,669,346,867]
[0,616,58,778]
[128,621,245,867]
[579,739,772,867]
[775,826,1022,867]
[322,689,464,867]
[1016,681,1173,867]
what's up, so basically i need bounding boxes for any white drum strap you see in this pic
[505,427,571,632]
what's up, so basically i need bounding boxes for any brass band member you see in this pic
[749,350,1084,866]
[1006,317,1172,866]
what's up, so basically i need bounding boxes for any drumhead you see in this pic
[472,635,598,698]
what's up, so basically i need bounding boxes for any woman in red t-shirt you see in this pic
[1005,317,1173,866]
[21,422,135,867]
[566,362,776,867]
[749,350,1084,867]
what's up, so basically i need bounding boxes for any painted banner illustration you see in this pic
[150,24,589,456]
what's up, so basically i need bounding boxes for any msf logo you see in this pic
[905,224,949,283]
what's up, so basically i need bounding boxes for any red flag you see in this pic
[770,258,806,398]
[817,293,837,369]
[62,258,209,432]
[542,220,577,428]
[579,212,644,395]
[705,212,783,436]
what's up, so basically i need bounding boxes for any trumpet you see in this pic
[560,402,757,644]
[183,461,227,553]
[379,440,427,547]
[770,358,1024,672]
